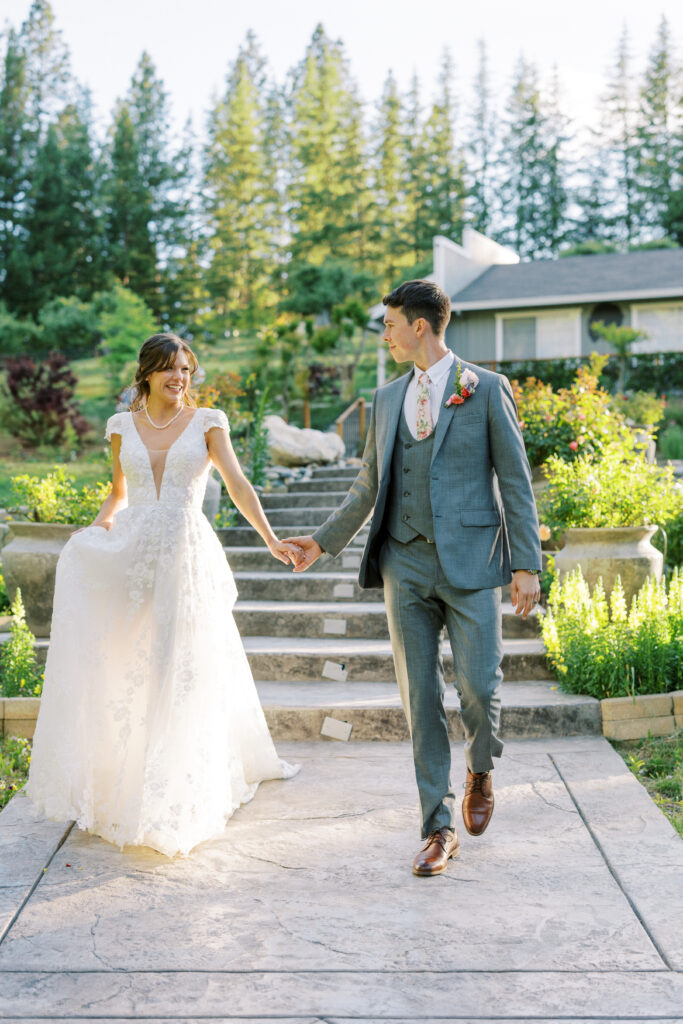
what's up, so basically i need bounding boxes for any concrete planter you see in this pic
[554,525,663,604]
[601,691,683,740]
[1,522,72,637]
[0,696,40,739]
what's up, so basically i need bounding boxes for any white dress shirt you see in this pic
[403,350,455,440]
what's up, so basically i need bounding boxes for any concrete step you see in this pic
[256,680,601,741]
[311,466,359,479]
[286,477,357,493]
[238,506,337,528]
[234,600,539,640]
[233,571,378,602]
[217,526,368,547]
[260,491,349,509]
[225,546,364,573]
[243,636,551,682]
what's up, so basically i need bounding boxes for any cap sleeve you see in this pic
[202,408,230,434]
[104,412,124,442]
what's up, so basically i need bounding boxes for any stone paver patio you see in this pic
[1,736,682,1022]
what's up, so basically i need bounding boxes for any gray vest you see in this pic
[386,412,435,543]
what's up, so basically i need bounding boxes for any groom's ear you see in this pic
[412,316,426,337]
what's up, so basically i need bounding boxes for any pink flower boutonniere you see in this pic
[445,361,479,407]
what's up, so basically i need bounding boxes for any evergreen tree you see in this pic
[635,16,682,238]
[286,25,372,273]
[103,53,191,318]
[0,29,32,310]
[19,100,106,314]
[372,70,412,286]
[418,51,466,250]
[18,0,73,138]
[204,32,280,330]
[496,58,569,259]
[596,26,639,243]
[104,101,158,307]
[467,40,496,235]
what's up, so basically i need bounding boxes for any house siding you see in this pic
[446,312,496,363]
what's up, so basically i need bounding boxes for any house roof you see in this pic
[450,249,683,311]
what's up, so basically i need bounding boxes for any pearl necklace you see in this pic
[144,403,185,430]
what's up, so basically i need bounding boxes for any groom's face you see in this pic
[382,306,421,364]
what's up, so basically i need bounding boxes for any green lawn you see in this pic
[612,731,683,837]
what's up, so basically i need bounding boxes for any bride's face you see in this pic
[147,350,192,405]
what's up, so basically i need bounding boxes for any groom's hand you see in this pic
[510,570,541,620]
[282,535,323,572]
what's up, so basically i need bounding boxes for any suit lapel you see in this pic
[377,371,412,476]
[430,398,457,465]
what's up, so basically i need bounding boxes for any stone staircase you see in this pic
[224,465,601,741]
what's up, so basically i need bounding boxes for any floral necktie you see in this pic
[416,372,433,440]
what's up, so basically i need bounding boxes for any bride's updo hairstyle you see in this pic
[131,333,199,411]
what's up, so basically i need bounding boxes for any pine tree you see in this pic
[635,16,682,238]
[204,32,280,330]
[467,40,496,235]
[102,53,190,317]
[596,26,639,243]
[372,70,412,286]
[18,0,73,139]
[496,58,569,259]
[19,99,106,314]
[286,25,372,273]
[418,51,466,250]
[104,101,158,306]
[0,29,32,310]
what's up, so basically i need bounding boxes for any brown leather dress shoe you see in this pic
[412,827,460,876]
[462,769,494,836]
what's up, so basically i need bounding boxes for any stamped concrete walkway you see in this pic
[1,736,682,1022]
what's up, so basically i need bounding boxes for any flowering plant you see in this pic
[445,361,479,407]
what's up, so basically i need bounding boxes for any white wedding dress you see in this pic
[26,407,297,857]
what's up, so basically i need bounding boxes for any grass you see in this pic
[612,731,683,837]
[0,735,31,811]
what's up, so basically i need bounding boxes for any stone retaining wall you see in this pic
[601,691,683,740]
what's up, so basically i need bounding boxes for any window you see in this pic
[631,304,683,353]
[496,309,581,360]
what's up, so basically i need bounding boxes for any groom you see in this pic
[285,280,542,876]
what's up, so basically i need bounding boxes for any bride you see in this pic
[26,333,300,857]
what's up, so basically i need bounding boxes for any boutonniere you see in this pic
[445,360,479,407]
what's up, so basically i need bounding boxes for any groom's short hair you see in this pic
[382,280,451,337]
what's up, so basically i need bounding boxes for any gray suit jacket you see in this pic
[313,358,542,590]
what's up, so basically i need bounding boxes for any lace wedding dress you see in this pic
[26,407,297,857]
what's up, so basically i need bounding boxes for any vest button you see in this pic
[402,514,409,521]
[403,468,410,474]
[405,443,412,449]
[404,491,410,497]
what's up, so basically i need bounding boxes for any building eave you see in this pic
[450,287,683,313]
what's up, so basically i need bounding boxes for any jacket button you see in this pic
[403,514,409,521]
[404,491,410,497]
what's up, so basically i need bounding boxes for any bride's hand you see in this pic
[268,540,304,566]
[71,522,111,537]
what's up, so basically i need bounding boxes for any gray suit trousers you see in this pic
[380,534,504,838]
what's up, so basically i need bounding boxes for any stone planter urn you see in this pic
[554,525,663,604]
[1,522,72,637]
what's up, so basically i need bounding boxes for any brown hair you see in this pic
[131,333,199,411]
[382,280,451,337]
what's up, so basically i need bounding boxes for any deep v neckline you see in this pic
[130,410,198,500]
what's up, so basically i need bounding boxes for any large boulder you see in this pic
[265,415,345,467]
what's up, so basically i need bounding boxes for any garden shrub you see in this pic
[10,468,110,525]
[0,590,43,698]
[511,354,635,468]
[0,735,32,811]
[2,352,89,448]
[609,391,666,429]
[542,567,683,699]
[538,444,683,534]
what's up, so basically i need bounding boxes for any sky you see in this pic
[2,0,682,138]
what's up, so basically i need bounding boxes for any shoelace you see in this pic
[465,771,490,794]
[423,829,453,851]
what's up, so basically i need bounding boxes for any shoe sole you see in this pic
[463,798,494,837]
[412,843,461,876]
